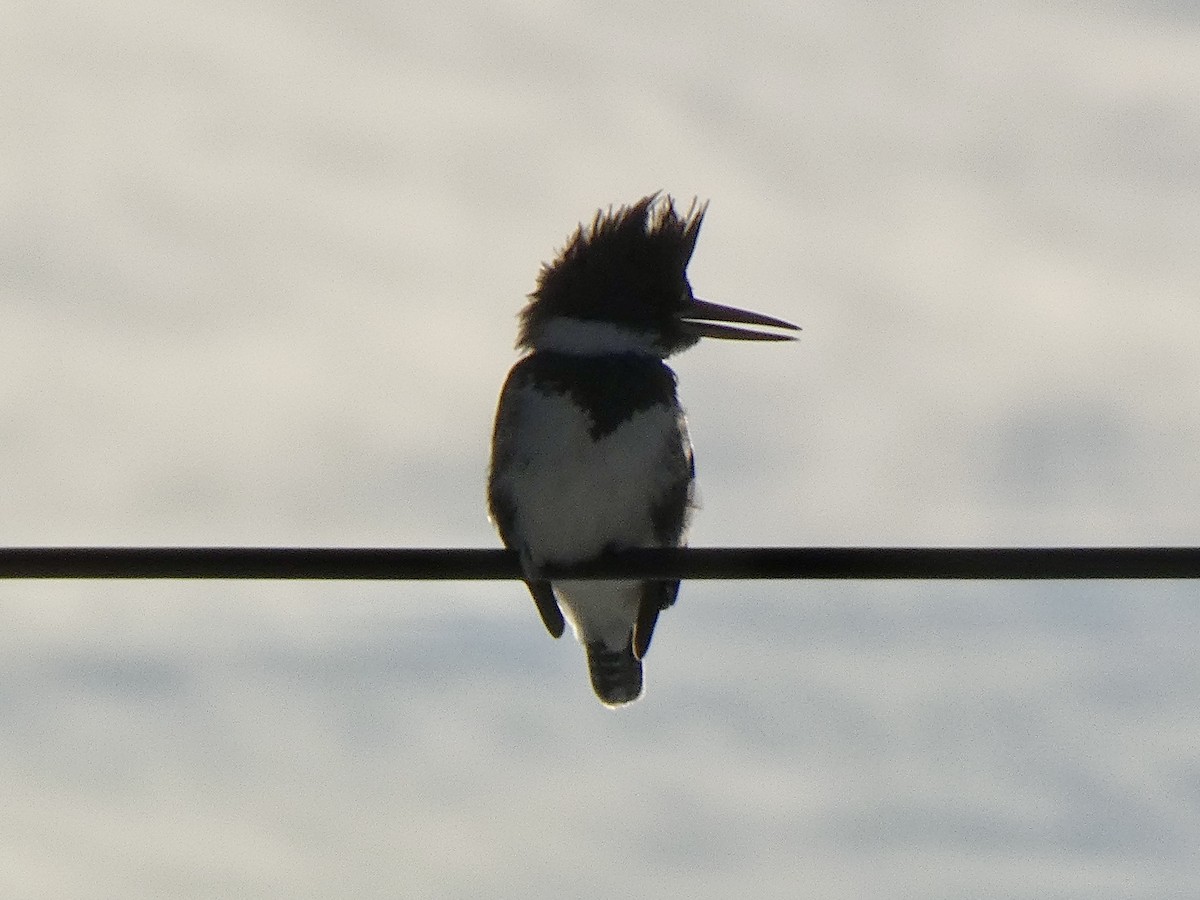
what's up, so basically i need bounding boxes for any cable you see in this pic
[2,546,1199,580]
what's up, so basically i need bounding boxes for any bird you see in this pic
[487,194,798,706]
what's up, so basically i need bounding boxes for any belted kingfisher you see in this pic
[488,194,798,706]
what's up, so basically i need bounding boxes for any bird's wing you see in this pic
[634,419,695,658]
[633,581,672,659]
[525,576,566,639]
[487,360,566,640]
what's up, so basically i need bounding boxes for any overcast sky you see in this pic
[3,2,1199,897]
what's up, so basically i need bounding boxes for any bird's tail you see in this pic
[585,641,643,707]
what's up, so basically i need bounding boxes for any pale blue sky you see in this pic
[2,2,1199,896]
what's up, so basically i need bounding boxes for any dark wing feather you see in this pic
[634,419,695,658]
[487,360,565,639]
[633,582,672,659]
[526,578,565,639]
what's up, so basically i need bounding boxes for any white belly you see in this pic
[553,579,643,649]
[496,388,689,566]
[493,387,692,648]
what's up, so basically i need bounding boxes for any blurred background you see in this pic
[3,1,1199,896]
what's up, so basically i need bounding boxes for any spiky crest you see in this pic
[517,194,708,353]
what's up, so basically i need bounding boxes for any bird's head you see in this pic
[517,194,798,357]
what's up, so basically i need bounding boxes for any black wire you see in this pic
[2,547,1199,580]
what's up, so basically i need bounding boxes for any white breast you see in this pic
[495,386,691,567]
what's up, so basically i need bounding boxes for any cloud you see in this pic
[3,1,1199,895]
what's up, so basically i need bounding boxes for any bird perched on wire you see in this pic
[488,194,798,706]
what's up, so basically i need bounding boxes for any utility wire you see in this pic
[2,547,1199,580]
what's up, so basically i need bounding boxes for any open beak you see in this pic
[680,297,800,342]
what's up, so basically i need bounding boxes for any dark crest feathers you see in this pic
[517,194,708,349]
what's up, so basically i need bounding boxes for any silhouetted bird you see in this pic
[488,195,798,705]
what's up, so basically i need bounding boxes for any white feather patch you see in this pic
[534,317,662,356]
[492,387,691,647]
